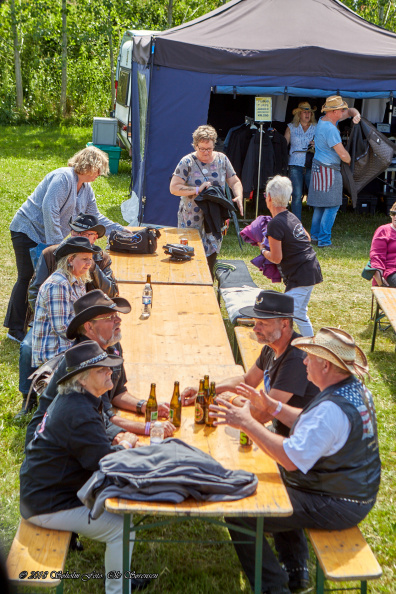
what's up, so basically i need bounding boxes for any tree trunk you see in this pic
[60,0,67,116]
[167,0,174,26]
[108,16,115,109]
[10,0,23,110]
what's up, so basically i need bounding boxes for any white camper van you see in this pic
[114,30,158,152]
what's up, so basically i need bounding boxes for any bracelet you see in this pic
[136,399,146,414]
[195,186,199,195]
[145,422,151,435]
[261,248,266,256]
[119,440,131,449]
[272,401,283,417]
[228,394,239,404]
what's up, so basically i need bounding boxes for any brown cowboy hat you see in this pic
[292,101,317,115]
[66,289,131,339]
[321,95,349,112]
[291,327,369,379]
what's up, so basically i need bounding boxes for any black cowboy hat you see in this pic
[57,340,124,385]
[66,289,131,339]
[54,236,96,261]
[239,290,304,321]
[69,213,106,239]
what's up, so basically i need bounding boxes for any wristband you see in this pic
[228,394,239,404]
[119,440,131,449]
[136,399,146,414]
[195,186,199,195]
[272,401,283,417]
[261,249,266,256]
[145,422,151,435]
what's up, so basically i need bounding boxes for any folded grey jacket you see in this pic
[77,438,258,519]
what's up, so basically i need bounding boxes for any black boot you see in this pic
[14,393,37,419]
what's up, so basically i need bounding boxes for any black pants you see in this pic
[4,231,37,331]
[206,252,217,280]
[386,272,396,287]
[226,486,375,591]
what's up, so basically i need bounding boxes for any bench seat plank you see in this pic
[7,519,71,587]
[307,526,382,581]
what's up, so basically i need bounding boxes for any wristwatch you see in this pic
[136,399,146,414]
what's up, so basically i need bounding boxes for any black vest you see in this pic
[282,376,381,501]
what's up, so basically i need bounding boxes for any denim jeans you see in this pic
[226,486,375,591]
[289,166,312,221]
[286,285,314,336]
[310,206,340,247]
[4,231,37,331]
[19,329,37,394]
[28,507,134,594]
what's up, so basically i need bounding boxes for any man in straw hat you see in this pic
[210,327,381,594]
[182,290,318,442]
[26,289,174,447]
[20,341,152,593]
[307,95,360,248]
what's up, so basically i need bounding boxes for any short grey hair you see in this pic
[266,175,292,207]
[57,369,91,394]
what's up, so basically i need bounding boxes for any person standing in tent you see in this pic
[284,102,317,221]
[307,95,360,248]
[170,125,243,276]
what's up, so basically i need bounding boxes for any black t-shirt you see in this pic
[267,210,322,291]
[255,331,319,436]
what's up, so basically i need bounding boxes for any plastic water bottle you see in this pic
[141,283,152,319]
[150,421,165,445]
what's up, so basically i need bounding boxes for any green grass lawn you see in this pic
[0,125,395,592]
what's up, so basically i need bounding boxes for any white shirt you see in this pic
[283,401,351,474]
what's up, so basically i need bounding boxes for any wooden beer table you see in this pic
[370,287,396,351]
[106,407,293,594]
[109,227,213,286]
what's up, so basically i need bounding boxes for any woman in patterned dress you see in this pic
[170,125,243,276]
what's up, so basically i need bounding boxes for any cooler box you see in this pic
[86,142,121,175]
[92,117,117,145]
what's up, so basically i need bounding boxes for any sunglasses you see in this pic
[390,211,396,216]
[93,313,120,322]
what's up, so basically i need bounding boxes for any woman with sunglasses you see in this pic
[369,201,396,287]
[170,125,243,276]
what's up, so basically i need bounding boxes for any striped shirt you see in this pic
[32,271,86,367]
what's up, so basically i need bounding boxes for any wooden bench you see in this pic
[234,328,382,593]
[307,526,382,593]
[7,519,71,593]
[370,286,396,351]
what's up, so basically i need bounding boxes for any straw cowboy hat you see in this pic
[291,327,369,379]
[321,95,349,112]
[292,101,317,115]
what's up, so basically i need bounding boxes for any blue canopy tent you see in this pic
[131,0,396,226]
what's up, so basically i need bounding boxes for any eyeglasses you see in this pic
[390,211,396,216]
[93,313,120,322]
[197,146,213,153]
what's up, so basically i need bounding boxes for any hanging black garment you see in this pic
[225,125,257,178]
[270,129,289,176]
[342,117,396,207]
[241,129,276,195]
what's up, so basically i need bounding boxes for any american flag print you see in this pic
[336,382,377,441]
[312,162,334,192]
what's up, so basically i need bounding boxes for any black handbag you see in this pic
[108,228,161,254]
[304,147,315,169]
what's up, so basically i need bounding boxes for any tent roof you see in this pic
[151,0,396,80]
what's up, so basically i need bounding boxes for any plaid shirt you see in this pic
[32,271,86,367]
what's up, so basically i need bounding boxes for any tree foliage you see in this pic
[0,1,395,126]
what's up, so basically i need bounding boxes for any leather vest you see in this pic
[282,376,381,501]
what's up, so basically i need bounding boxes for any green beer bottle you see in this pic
[145,383,158,422]
[205,382,216,426]
[169,381,182,427]
[195,379,205,425]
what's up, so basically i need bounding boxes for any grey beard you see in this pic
[98,330,122,348]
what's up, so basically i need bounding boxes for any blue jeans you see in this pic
[19,329,37,394]
[289,166,312,221]
[310,205,340,247]
[286,285,314,336]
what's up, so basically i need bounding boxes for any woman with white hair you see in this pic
[5,146,126,343]
[260,175,322,336]
[20,340,141,594]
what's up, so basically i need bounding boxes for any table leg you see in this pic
[122,514,131,594]
[254,517,264,594]
[370,301,380,352]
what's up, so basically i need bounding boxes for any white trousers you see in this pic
[28,506,134,594]
[286,285,314,337]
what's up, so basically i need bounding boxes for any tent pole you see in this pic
[255,123,263,219]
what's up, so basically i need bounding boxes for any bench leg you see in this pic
[361,580,367,594]
[370,301,380,352]
[315,558,325,594]
[56,580,64,594]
